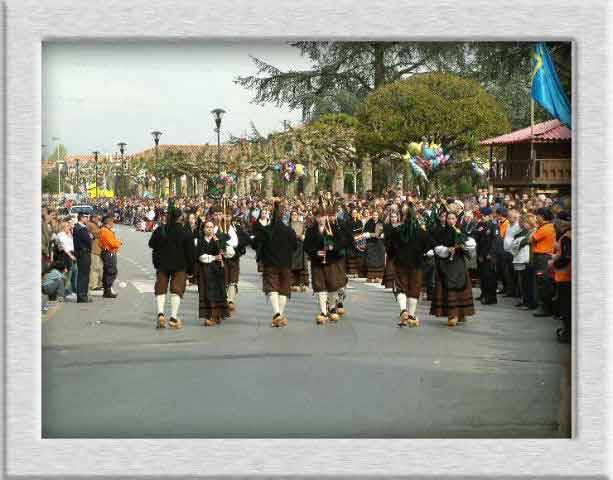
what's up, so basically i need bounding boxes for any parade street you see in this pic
[42,225,570,438]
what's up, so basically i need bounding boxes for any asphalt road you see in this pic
[42,225,570,438]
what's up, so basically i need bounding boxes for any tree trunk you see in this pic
[237,172,246,196]
[303,154,315,196]
[332,163,344,195]
[361,155,373,192]
[373,43,386,89]
[264,170,273,199]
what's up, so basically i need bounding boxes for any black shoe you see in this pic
[481,299,498,305]
[556,328,571,343]
[533,310,552,317]
[77,297,93,303]
[103,290,117,298]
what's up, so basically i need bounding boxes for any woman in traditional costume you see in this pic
[429,211,476,326]
[196,220,230,326]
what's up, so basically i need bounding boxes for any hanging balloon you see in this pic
[424,147,436,160]
[295,163,305,176]
[274,164,282,172]
[408,142,422,156]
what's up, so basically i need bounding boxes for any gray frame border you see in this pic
[2,0,611,477]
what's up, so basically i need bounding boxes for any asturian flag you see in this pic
[531,42,571,127]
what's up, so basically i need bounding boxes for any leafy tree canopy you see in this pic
[356,72,510,158]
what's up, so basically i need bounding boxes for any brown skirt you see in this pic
[154,270,187,297]
[198,265,230,320]
[382,258,395,288]
[393,263,422,298]
[311,261,348,293]
[430,271,475,319]
[262,265,292,296]
[346,255,363,276]
[225,257,240,285]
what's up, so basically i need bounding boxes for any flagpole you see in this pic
[530,47,536,187]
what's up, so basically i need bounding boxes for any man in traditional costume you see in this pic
[387,204,433,327]
[148,202,195,329]
[304,200,351,324]
[252,200,298,327]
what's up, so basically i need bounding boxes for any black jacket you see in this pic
[475,220,499,258]
[304,222,352,266]
[252,220,298,269]
[148,222,196,273]
[388,224,433,268]
[73,222,92,253]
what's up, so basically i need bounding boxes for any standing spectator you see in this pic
[552,211,571,343]
[511,213,537,309]
[56,220,78,299]
[502,209,521,297]
[530,208,556,317]
[42,209,53,272]
[87,214,103,291]
[475,207,499,305]
[99,215,123,298]
[73,212,93,303]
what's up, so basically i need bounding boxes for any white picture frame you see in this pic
[2,0,611,477]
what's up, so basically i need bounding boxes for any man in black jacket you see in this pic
[475,206,500,305]
[148,204,195,329]
[388,205,433,326]
[252,200,298,327]
[304,205,351,324]
[73,212,93,303]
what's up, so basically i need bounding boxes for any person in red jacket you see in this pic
[99,215,123,298]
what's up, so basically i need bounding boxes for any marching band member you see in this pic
[387,203,433,327]
[196,219,230,326]
[148,203,195,329]
[252,200,298,327]
[289,210,309,292]
[212,205,240,311]
[304,201,351,324]
[430,211,476,326]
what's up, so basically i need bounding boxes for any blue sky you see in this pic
[42,41,310,158]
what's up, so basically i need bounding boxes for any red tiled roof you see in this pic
[480,119,571,146]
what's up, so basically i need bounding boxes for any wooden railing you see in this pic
[490,158,571,186]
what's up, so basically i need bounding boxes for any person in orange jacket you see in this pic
[99,215,123,298]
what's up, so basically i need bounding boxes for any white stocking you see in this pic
[279,295,287,315]
[328,291,338,308]
[268,292,280,315]
[407,297,418,317]
[397,292,407,312]
[317,291,328,314]
[156,294,166,315]
[227,284,237,303]
[170,293,181,319]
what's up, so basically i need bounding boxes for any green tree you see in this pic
[235,42,467,119]
[357,73,510,157]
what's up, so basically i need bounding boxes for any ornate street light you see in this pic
[210,108,226,174]
[118,142,127,196]
[93,151,100,199]
[151,131,163,195]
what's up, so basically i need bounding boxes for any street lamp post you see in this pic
[93,151,99,199]
[210,109,226,174]
[118,142,127,197]
[75,158,80,193]
[151,131,163,196]
[52,136,61,195]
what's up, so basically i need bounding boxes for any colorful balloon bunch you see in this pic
[404,141,452,181]
[275,159,306,182]
[214,172,236,186]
